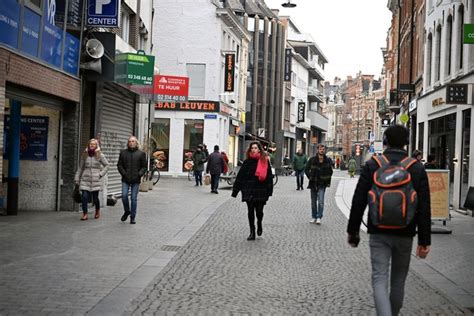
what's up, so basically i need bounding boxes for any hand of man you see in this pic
[416,245,430,259]
[347,234,360,248]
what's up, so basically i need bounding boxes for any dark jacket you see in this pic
[117,148,147,184]
[231,158,273,203]
[192,150,207,172]
[206,151,225,176]
[305,155,333,189]
[347,148,431,245]
[424,162,437,169]
[292,153,308,171]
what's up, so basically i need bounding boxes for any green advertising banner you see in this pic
[464,24,474,44]
[115,52,155,85]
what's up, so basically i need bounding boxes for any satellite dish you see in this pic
[282,0,296,8]
[85,39,104,59]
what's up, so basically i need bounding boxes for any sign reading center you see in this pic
[87,0,119,27]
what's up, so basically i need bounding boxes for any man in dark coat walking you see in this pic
[347,125,431,316]
[117,136,147,224]
[206,145,225,194]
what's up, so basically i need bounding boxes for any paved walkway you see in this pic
[0,171,472,315]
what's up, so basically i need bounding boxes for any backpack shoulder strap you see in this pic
[399,157,417,170]
[372,154,389,168]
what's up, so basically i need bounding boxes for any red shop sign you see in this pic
[153,75,189,102]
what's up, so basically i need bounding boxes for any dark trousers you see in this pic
[295,170,305,189]
[246,201,265,231]
[81,190,100,214]
[194,170,203,185]
[211,174,220,191]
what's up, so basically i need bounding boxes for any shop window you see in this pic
[150,118,170,171]
[418,122,424,152]
[182,119,204,171]
[120,11,130,43]
[446,16,453,76]
[186,64,206,99]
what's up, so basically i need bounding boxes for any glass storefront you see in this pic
[182,119,204,171]
[460,109,471,208]
[150,118,170,171]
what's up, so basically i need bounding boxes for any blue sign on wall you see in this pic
[87,0,119,27]
[4,115,49,161]
[0,0,20,49]
[63,33,80,75]
[21,7,40,57]
[41,0,63,67]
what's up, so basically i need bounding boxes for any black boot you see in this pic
[247,226,256,240]
[257,221,262,236]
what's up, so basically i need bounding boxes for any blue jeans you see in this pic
[81,190,100,213]
[369,234,413,316]
[310,186,326,219]
[121,182,140,219]
[211,174,220,191]
[295,170,305,189]
[194,170,203,185]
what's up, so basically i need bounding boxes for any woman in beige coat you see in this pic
[75,139,109,220]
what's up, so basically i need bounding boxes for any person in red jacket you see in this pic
[221,151,229,174]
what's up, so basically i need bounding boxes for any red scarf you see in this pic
[249,152,268,182]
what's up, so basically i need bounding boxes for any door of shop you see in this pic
[460,109,471,209]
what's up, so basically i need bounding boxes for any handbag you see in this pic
[73,184,82,203]
[204,174,211,185]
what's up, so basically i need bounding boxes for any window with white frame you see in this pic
[435,25,442,82]
[186,64,206,98]
[120,11,130,43]
[427,33,433,86]
[458,5,465,70]
[446,16,453,77]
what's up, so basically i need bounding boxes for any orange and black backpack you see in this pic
[368,155,418,229]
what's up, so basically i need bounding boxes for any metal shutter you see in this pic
[100,82,135,196]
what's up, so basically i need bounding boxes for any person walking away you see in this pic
[292,149,307,190]
[75,138,109,220]
[206,145,225,194]
[232,141,273,240]
[347,125,431,316]
[117,136,147,224]
[424,155,438,169]
[192,145,206,186]
[348,156,357,178]
[305,144,333,224]
[412,149,423,163]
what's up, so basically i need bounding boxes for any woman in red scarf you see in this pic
[231,142,274,240]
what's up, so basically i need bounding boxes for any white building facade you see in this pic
[416,0,474,210]
[151,0,250,175]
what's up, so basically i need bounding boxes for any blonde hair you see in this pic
[83,138,101,159]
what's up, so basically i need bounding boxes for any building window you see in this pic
[427,33,433,86]
[435,25,442,82]
[183,119,204,171]
[120,11,130,43]
[186,64,206,98]
[446,16,453,76]
[150,119,170,171]
[458,5,465,70]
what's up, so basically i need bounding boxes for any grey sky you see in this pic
[265,0,392,83]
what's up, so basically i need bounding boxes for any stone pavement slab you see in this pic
[128,173,469,315]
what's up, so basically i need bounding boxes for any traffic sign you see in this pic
[87,0,120,27]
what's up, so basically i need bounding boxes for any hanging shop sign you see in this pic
[297,101,305,123]
[153,75,189,102]
[446,84,468,104]
[155,101,219,112]
[284,48,292,81]
[115,52,155,85]
[224,53,235,92]
[3,115,49,161]
[398,84,415,94]
[463,24,474,44]
[87,0,120,27]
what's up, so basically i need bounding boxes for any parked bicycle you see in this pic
[281,164,294,176]
[148,158,161,185]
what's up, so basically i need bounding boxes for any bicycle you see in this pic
[148,160,161,185]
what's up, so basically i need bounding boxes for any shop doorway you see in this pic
[460,109,471,209]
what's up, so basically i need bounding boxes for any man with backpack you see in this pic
[347,125,431,316]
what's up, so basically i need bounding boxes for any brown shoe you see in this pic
[80,213,88,221]
[94,209,100,219]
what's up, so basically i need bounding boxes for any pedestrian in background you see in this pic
[348,156,357,178]
[305,144,333,224]
[424,155,438,169]
[292,149,307,190]
[412,149,423,162]
[192,145,206,186]
[232,141,273,240]
[206,145,225,194]
[347,125,431,316]
[221,151,230,174]
[117,136,147,224]
[75,138,109,221]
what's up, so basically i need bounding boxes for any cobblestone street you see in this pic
[0,171,472,315]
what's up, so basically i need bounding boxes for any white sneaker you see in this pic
[316,218,321,225]
[309,218,317,224]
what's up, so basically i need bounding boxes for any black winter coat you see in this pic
[305,155,333,189]
[231,158,273,203]
[117,148,147,184]
[347,148,431,246]
[206,151,225,176]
